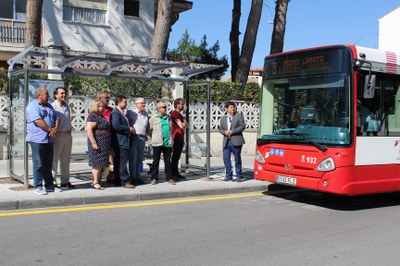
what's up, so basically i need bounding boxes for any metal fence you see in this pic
[1,95,259,132]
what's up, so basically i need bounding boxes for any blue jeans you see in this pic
[129,135,146,180]
[223,140,242,180]
[29,142,54,189]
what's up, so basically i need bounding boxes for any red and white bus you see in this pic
[254,44,400,195]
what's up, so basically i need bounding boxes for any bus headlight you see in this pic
[255,150,265,164]
[316,157,335,172]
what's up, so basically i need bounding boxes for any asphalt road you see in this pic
[1,189,400,266]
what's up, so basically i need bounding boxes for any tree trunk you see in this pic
[230,0,241,81]
[150,0,174,59]
[270,0,289,55]
[234,0,263,92]
[25,0,44,48]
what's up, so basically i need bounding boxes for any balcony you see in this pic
[0,20,26,47]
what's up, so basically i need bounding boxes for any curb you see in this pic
[0,184,271,212]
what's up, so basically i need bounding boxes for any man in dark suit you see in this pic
[111,95,135,188]
[219,101,246,182]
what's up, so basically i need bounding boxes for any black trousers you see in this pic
[113,146,129,185]
[171,138,184,175]
[151,146,173,181]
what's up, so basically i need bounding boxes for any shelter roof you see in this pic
[7,46,222,82]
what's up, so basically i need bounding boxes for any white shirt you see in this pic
[51,100,72,132]
[127,108,148,136]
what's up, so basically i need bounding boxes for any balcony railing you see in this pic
[0,20,26,46]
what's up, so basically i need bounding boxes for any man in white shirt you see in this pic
[127,97,149,185]
[52,87,75,189]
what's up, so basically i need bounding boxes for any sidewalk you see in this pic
[0,156,274,211]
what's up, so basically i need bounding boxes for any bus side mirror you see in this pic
[363,74,376,99]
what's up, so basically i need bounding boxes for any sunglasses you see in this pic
[159,106,167,109]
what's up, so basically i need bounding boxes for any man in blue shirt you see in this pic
[26,88,59,195]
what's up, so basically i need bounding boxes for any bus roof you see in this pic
[266,44,400,75]
[355,45,399,75]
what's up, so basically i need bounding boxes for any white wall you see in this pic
[379,7,400,52]
[42,0,154,56]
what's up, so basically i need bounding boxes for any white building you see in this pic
[0,0,192,67]
[379,6,400,52]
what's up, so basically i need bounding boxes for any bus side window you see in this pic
[385,79,400,136]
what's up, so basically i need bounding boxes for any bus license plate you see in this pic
[276,175,297,186]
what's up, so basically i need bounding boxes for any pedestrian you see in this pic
[148,101,176,185]
[219,101,246,182]
[170,98,188,180]
[98,92,113,122]
[85,99,112,190]
[97,91,117,184]
[26,88,59,195]
[127,97,149,186]
[111,95,135,188]
[51,87,75,189]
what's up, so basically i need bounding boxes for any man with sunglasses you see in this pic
[148,101,176,185]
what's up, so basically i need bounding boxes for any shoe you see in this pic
[176,174,186,180]
[236,178,243,183]
[33,187,48,195]
[60,182,76,189]
[91,183,104,190]
[113,178,121,187]
[223,178,233,182]
[168,179,176,185]
[123,183,135,189]
[151,179,158,185]
[132,179,145,185]
[46,186,62,192]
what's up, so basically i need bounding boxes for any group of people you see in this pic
[26,88,246,195]
[81,92,190,189]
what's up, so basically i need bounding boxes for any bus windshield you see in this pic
[258,73,351,147]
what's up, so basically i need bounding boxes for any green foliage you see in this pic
[167,31,229,80]
[63,76,174,98]
[188,80,260,103]
[0,68,7,94]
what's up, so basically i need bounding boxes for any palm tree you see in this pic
[230,0,241,80]
[270,0,290,54]
[150,0,174,59]
[234,0,263,92]
[25,0,44,47]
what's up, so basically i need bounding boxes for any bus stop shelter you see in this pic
[7,46,222,188]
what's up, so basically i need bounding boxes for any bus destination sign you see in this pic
[270,55,329,75]
[265,47,349,78]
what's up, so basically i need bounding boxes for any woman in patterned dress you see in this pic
[86,100,112,189]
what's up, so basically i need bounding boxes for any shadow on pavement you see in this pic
[262,184,400,211]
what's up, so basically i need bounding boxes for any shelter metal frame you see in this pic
[7,46,222,188]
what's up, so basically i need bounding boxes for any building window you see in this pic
[124,0,140,17]
[0,0,27,21]
[63,0,107,24]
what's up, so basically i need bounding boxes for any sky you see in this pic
[169,0,400,75]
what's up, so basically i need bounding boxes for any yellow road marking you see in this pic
[0,192,263,217]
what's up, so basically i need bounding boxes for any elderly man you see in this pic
[51,87,75,189]
[26,88,59,195]
[127,97,149,186]
[148,101,175,185]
